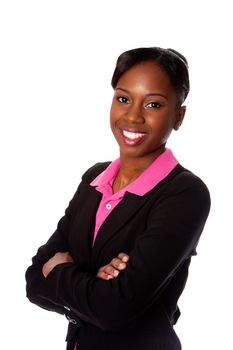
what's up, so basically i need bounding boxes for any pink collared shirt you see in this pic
[90,149,178,245]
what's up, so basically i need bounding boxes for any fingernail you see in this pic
[107,275,113,279]
[119,263,125,268]
[113,270,119,277]
[122,256,128,262]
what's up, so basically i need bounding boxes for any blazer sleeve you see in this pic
[25,183,82,314]
[25,162,108,315]
[26,171,211,331]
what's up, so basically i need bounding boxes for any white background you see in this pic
[0,0,232,349]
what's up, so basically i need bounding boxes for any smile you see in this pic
[120,128,147,146]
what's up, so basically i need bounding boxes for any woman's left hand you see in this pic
[96,252,129,280]
[42,252,74,278]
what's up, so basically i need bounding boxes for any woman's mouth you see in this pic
[120,128,147,146]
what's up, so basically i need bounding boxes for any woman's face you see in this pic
[110,60,186,160]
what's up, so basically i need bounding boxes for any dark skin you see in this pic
[43,60,186,280]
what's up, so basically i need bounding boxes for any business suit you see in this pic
[25,161,210,350]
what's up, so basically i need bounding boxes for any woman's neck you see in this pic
[112,147,166,193]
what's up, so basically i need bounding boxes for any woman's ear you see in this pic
[174,105,186,131]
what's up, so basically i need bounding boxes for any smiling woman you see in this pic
[25,47,210,350]
[110,61,185,177]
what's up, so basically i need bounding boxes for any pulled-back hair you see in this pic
[111,47,190,104]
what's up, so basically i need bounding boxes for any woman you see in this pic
[25,47,211,350]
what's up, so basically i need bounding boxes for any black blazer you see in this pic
[25,162,210,350]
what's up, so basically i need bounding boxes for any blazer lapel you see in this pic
[72,164,184,266]
[72,164,183,265]
[70,183,102,264]
[91,192,149,262]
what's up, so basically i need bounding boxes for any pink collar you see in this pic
[90,149,178,199]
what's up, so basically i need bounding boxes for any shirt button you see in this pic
[106,203,112,210]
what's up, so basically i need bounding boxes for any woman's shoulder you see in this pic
[81,161,111,183]
[174,164,209,192]
[163,164,211,206]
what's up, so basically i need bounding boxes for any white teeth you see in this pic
[123,130,145,139]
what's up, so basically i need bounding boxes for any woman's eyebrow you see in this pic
[115,87,168,100]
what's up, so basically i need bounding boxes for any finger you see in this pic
[96,270,114,280]
[66,253,74,262]
[118,252,130,262]
[51,252,74,264]
[104,265,120,277]
[110,258,126,270]
[98,265,119,277]
[54,251,69,256]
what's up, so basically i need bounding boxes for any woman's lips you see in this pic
[119,128,147,146]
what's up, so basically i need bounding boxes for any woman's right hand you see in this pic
[96,253,129,280]
[42,252,74,278]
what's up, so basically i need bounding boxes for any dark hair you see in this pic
[111,47,190,104]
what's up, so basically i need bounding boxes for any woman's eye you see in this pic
[117,96,129,104]
[146,102,161,109]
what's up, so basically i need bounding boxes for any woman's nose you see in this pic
[125,105,145,123]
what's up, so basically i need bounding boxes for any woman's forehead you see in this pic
[116,61,175,94]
